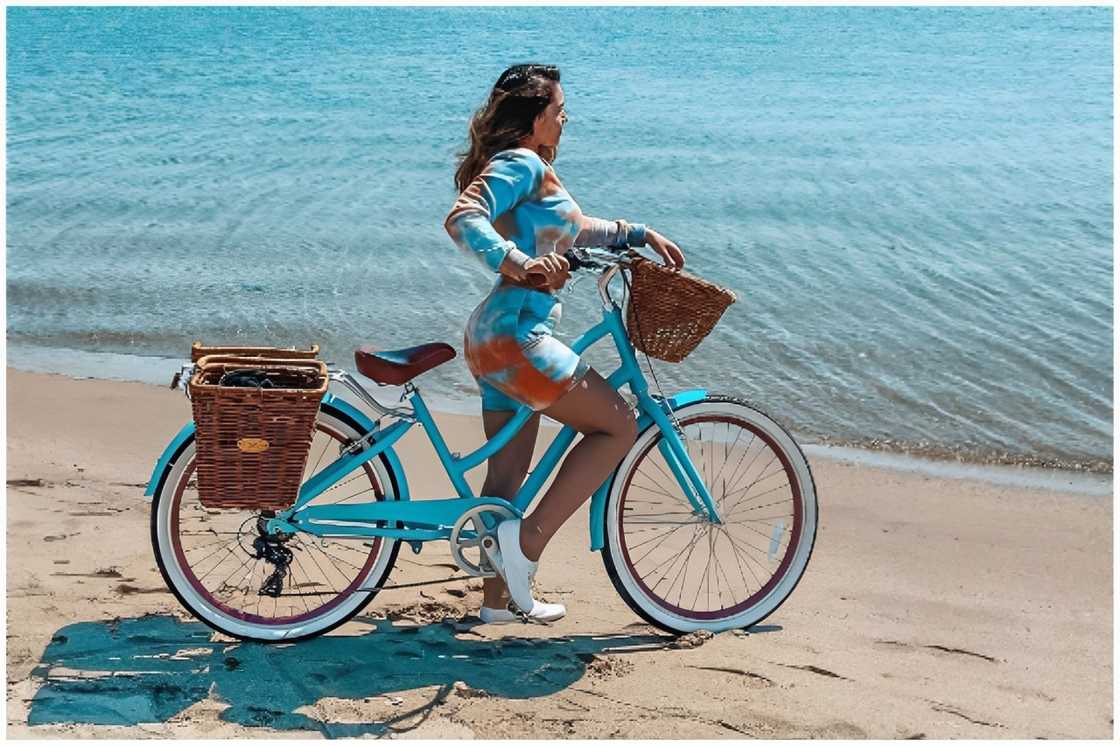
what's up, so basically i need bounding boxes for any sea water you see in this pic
[6,6,1113,471]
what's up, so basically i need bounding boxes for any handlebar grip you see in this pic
[525,272,553,289]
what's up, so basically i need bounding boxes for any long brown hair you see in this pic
[454,64,560,194]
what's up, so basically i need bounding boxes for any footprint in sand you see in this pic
[875,639,1001,664]
[8,478,47,488]
[115,584,170,596]
[689,664,774,687]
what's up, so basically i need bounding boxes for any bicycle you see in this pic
[146,245,819,643]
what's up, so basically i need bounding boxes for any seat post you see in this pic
[329,370,415,422]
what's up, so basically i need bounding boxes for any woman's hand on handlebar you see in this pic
[645,228,685,270]
[523,252,570,290]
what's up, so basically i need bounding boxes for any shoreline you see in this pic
[6,342,1112,495]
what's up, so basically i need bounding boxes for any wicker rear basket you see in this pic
[191,341,320,363]
[625,258,737,363]
[189,357,328,511]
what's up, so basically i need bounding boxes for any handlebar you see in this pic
[564,245,634,272]
[524,244,634,288]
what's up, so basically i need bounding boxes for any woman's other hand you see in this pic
[523,252,571,290]
[645,229,685,270]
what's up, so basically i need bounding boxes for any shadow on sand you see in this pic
[27,613,765,736]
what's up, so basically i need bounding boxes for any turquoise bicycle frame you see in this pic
[145,293,717,552]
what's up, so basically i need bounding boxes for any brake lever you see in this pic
[563,248,589,271]
[563,245,616,271]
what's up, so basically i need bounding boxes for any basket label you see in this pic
[237,437,270,453]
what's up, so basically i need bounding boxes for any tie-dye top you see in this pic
[444,147,647,280]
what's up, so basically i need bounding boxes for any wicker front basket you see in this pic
[191,341,320,363]
[625,258,737,363]
[189,358,328,511]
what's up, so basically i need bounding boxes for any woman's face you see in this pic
[532,83,567,147]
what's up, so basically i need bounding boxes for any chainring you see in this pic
[449,504,517,578]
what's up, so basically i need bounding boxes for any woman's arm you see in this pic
[574,216,648,248]
[444,149,544,276]
[576,216,684,269]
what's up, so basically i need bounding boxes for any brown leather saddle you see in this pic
[354,343,456,386]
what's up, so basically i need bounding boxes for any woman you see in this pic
[444,63,685,624]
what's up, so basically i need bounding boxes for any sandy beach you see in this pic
[5,368,1113,738]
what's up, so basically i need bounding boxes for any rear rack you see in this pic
[170,362,415,422]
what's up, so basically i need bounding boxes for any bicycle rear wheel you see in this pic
[601,395,818,633]
[151,403,401,643]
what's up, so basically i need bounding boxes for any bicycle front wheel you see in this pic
[150,404,401,643]
[601,395,818,634]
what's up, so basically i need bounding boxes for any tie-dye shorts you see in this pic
[463,283,591,412]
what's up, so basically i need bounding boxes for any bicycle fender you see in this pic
[633,388,707,433]
[144,421,195,498]
[589,388,707,550]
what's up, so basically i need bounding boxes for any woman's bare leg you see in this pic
[518,369,637,561]
[478,408,540,609]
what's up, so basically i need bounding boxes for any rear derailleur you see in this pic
[252,513,293,598]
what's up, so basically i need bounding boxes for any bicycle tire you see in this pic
[600,394,818,634]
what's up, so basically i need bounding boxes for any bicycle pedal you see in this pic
[480,536,504,578]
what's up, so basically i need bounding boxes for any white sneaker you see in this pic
[493,519,536,613]
[479,600,567,625]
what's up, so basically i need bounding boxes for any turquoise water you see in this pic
[6,6,1113,470]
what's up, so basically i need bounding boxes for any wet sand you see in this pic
[5,369,1113,738]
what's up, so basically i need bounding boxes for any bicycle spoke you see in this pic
[671,525,706,608]
[179,530,243,536]
[628,516,699,557]
[316,471,373,499]
[302,538,369,574]
[718,525,763,592]
[719,524,779,582]
[305,434,334,482]
[725,484,790,514]
[723,461,784,503]
[285,549,319,616]
[639,523,704,582]
[325,486,379,505]
[644,452,684,495]
[640,542,693,587]
[183,535,242,556]
[718,432,760,501]
[711,424,744,493]
[711,532,739,610]
[240,559,258,610]
[722,515,789,544]
[210,552,255,598]
[692,529,716,610]
[631,472,685,502]
[193,541,245,582]
[294,537,341,598]
[724,495,794,521]
[648,524,704,594]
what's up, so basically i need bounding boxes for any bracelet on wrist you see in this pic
[626,223,649,247]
